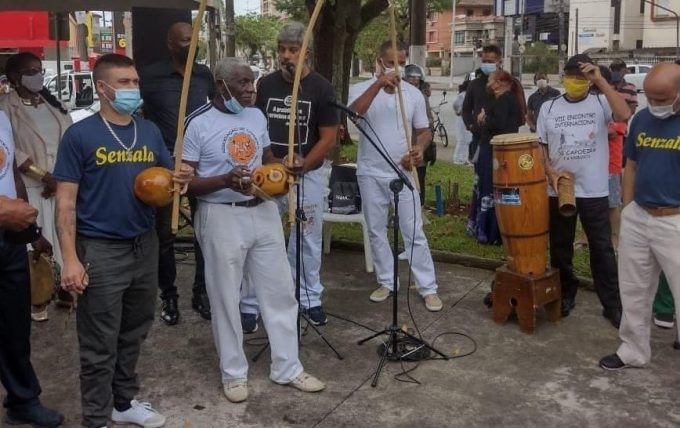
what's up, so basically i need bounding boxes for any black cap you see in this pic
[610,59,627,71]
[564,53,594,71]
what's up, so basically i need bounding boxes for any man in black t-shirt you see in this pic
[239,22,339,329]
[139,22,217,325]
[526,72,560,133]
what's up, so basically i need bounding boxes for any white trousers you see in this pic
[195,201,303,383]
[26,186,62,265]
[617,201,680,366]
[241,167,326,312]
[357,175,438,296]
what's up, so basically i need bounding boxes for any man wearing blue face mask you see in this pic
[600,62,680,371]
[182,58,325,403]
[53,54,194,428]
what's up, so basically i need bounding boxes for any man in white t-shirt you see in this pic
[537,54,631,326]
[0,111,64,427]
[348,41,442,312]
[182,58,324,404]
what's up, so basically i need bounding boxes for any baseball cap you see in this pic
[404,64,424,78]
[564,54,594,71]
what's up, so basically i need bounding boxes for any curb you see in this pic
[328,239,595,290]
[175,235,594,290]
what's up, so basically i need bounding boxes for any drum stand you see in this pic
[348,114,447,387]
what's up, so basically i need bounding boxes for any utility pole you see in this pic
[409,0,427,71]
[574,8,578,54]
[518,0,525,80]
[449,0,457,88]
[225,0,236,57]
[558,0,565,68]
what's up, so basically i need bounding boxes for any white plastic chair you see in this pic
[321,163,374,273]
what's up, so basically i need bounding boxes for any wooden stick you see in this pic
[286,0,326,224]
[171,0,208,234]
[388,0,420,191]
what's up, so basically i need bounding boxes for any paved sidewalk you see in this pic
[27,250,680,427]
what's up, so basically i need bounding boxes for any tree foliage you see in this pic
[234,13,282,61]
[523,42,560,74]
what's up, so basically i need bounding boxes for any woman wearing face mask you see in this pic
[468,70,526,245]
[0,52,73,321]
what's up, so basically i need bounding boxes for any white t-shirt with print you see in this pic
[0,111,16,199]
[348,78,429,178]
[182,105,271,204]
[537,93,612,198]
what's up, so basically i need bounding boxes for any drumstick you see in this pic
[286,0,325,224]
[171,0,208,234]
[388,0,420,191]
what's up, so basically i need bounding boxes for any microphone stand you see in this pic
[347,112,448,387]
[253,76,343,362]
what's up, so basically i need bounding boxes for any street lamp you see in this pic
[643,0,679,59]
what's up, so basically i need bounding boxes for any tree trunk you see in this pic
[303,0,389,160]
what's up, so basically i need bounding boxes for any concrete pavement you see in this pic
[26,249,680,427]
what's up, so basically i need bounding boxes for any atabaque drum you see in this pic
[252,164,289,197]
[134,167,174,208]
[490,133,548,275]
[29,251,60,306]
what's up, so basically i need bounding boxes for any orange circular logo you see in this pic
[0,146,6,170]
[228,133,257,165]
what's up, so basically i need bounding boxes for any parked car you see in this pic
[625,64,652,92]
[44,71,97,111]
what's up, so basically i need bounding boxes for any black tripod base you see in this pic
[252,313,344,363]
[359,325,448,387]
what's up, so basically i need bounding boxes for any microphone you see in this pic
[284,63,296,76]
[328,100,364,120]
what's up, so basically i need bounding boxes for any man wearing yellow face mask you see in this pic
[537,54,632,328]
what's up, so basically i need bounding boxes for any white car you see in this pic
[624,64,652,92]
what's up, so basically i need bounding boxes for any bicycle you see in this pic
[430,93,449,147]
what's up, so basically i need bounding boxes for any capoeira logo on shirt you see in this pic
[223,128,259,167]
[0,138,9,180]
[265,97,312,148]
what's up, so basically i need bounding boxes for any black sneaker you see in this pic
[191,293,211,321]
[599,353,628,371]
[673,341,680,350]
[653,313,675,329]
[561,298,575,318]
[241,312,258,334]
[305,306,328,326]
[5,403,64,427]
[160,297,179,326]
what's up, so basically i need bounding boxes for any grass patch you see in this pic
[332,143,593,278]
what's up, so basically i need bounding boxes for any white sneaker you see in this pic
[223,379,248,403]
[111,399,166,428]
[370,286,392,302]
[283,372,325,392]
[424,294,443,312]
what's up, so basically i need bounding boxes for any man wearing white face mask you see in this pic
[54,54,194,428]
[600,62,680,370]
[182,58,325,403]
[526,72,560,133]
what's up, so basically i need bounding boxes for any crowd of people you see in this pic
[0,16,678,428]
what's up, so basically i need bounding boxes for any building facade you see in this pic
[568,0,643,55]
[261,0,285,18]
[641,0,680,51]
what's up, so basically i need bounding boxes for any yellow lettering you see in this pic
[95,147,107,166]
[94,147,158,166]
[673,137,680,150]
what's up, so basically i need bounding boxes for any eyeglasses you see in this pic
[19,67,45,76]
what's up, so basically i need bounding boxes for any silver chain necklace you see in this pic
[100,113,137,152]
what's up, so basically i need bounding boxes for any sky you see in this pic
[234,0,260,16]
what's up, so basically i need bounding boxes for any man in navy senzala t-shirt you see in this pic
[53,54,192,428]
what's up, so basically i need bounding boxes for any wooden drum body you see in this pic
[490,133,548,276]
